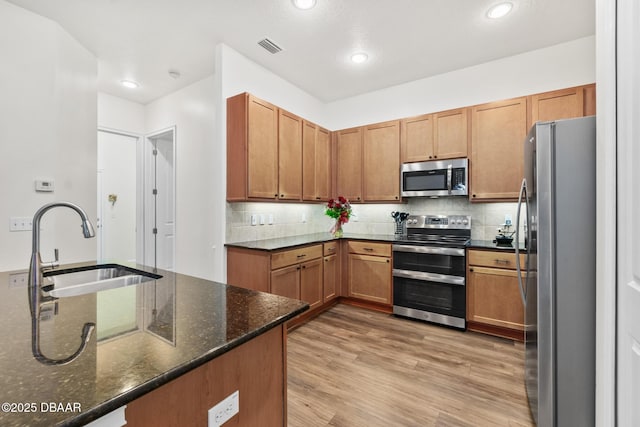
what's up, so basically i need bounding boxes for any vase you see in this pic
[331,221,343,238]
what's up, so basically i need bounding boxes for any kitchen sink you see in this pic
[42,264,162,298]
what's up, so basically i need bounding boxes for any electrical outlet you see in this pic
[9,217,32,232]
[250,214,257,226]
[504,214,512,226]
[301,213,307,223]
[208,390,239,426]
[259,214,265,225]
[268,214,274,225]
[9,272,28,288]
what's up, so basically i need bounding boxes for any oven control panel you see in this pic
[406,214,471,229]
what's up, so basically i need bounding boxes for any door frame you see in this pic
[595,0,617,425]
[144,126,177,270]
[97,127,144,263]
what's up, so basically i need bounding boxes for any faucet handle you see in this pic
[42,248,60,271]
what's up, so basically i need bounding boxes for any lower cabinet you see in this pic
[466,249,525,341]
[346,241,392,305]
[322,242,339,302]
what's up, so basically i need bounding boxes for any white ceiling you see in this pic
[7,0,595,105]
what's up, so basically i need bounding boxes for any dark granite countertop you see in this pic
[0,263,308,427]
[468,239,526,251]
[225,232,400,251]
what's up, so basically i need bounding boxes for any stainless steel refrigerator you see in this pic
[515,116,596,427]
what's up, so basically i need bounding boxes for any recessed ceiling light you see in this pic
[120,80,139,89]
[292,0,316,10]
[350,52,369,64]
[487,2,513,19]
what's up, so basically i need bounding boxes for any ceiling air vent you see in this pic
[258,38,283,54]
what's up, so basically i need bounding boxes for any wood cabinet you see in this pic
[363,120,401,201]
[467,249,526,341]
[470,97,528,201]
[400,108,468,163]
[126,325,286,426]
[302,121,331,202]
[347,241,392,305]
[322,242,339,302]
[277,109,303,200]
[530,83,596,127]
[227,93,279,201]
[271,264,301,300]
[434,108,469,159]
[300,258,323,310]
[401,113,434,163]
[336,127,363,202]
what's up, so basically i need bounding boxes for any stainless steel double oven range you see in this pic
[392,214,471,330]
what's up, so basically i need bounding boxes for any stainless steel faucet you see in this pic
[28,201,96,365]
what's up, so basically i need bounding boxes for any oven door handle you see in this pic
[447,163,453,195]
[392,269,465,286]
[392,245,465,257]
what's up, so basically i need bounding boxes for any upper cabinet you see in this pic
[470,97,528,201]
[400,108,469,163]
[363,120,401,201]
[278,109,303,201]
[530,83,596,128]
[434,108,469,160]
[302,121,331,202]
[336,127,363,202]
[400,114,434,162]
[227,93,279,201]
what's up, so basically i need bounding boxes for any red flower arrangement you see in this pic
[325,196,352,237]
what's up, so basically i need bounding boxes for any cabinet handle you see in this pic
[469,267,474,272]
[297,254,307,258]
[316,197,321,200]
[302,265,306,269]
[434,155,438,159]
[429,156,433,159]
[395,196,399,200]
[494,259,510,265]
[357,197,361,201]
[386,259,390,263]
[325,258,328,262]
[363,247,374,252]
[296,266,301,270]
[280,194,284,198]
[327,247,335,252]
[274,194,278,198]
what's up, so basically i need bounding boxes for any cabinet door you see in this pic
[434,108,468,159]
[247,95,279,199]
[336,127,363,202]
[363,120,400,201]
[302,121,317,201]
[348,254,391,304]
[302,123,331,202]
[271,264,300,300]
[467,266,524,331]
[401,114,434,163]
[315,127,331,201]
[278,109,302,200]
[323,254,338,302]
[583,83,596,116]
[530,87,585,127]
[300,258,323,310]
[470,97,527,201]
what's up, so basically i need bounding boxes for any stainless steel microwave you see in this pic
[401,158,468,197]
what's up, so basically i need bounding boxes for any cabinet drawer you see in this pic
[323,241,338,256]
[271,245,322,270]
[347,241,391,257]
[467,250,525,270]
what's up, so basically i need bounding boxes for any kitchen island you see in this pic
[0,263,308,426]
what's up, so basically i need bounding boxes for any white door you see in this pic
[144,129,175,271]
[616,0,640,424]
[97,130,138,263]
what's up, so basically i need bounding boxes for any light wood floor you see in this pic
[287,304,535,427]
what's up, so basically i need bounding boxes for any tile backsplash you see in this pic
[226,198,522,243]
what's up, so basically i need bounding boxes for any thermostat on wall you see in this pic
[35,179,55,192]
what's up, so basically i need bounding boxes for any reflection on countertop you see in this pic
[0,263,307,427]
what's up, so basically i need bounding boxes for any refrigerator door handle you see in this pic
[515,178,528,305]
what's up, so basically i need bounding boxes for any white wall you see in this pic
[325,36,596,130]
[97,93,145,135]
[145,76,217,280]
[0,0,97,271]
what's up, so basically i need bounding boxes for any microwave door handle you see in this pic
[447,164,452,195]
